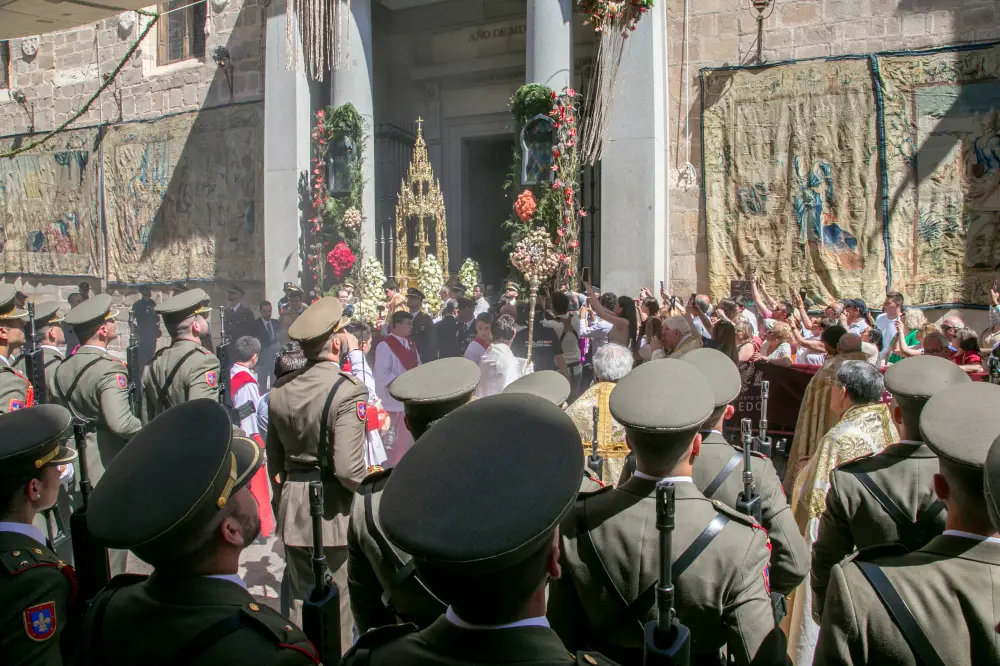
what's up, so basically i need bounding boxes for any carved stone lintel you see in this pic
[20,36,39,58]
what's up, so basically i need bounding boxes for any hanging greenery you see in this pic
[503,85,582,290]
[304,102,369,294]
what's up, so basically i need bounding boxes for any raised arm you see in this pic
[585,281,628,329]
[750,277,772,320]
[793,289,814,329]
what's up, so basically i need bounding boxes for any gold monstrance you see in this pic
[395,118,449,290]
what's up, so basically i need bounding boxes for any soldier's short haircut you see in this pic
[626,427,702,473]
[233,335,261,363]
[140,497,245,572]
[1,469,45,518]
[74,321,106,344]
[837,360,884,405]
[391,311,413,327]
[347,322,372,346]
[274,342,306,377]
[939,459,988,522]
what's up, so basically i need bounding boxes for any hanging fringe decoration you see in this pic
[286,0,352,81]
[577,1,655,165]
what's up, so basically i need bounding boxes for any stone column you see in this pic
[600,2,669,297]
[331,0,375,257]
[526,0,573,91]
[263,0,311,305]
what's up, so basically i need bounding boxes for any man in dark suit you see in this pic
[455,297,477,356]
[435,299,461,359]
[223,285,254,369]
[406,288,437,363]
[252,300,280,389]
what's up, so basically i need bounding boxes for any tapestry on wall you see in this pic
[0,129,102,277]
[876,43,1000,306]
[702,58,887,307]
[102,103,264,283]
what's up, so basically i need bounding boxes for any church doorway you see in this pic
[462,136,515,290]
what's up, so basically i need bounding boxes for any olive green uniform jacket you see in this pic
[694,431,809,596]
[140,339,221,424]
[342,619,621,665]
[266,360,368,548]
[0,357,32,414]
[52,346,141,485]
[548,478,787,666]
[13,346,64,403]
[0,529,76,666]
[72,573,319,665]
[811,441,945,620]
[814,535,1000,665]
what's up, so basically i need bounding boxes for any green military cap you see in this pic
[380,394,583,575]
[984,434,1000,531]
[0,405,78,480]
[155,288,211,322]
[288,296,347,342]
[610,358,714,433]
[389,358,480,422]
[63,294,117,328]
[920,382,1000,469]
[226,284,245,297]
[884,354,971,400]
[30,301,63,326]
[88,400,264,560]
[503,370,571,407]
[681,347,741,407]
[406,287,426,301]
[0,284,28,321]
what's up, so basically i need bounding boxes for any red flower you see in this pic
[569,128,577,137]
[569,241,579,249]
[514,190,537,222]
[317,110,325,120]
[579,210,588,217]
[567,88,577,98]
[551,91,557,99]
[553,149,561,158]
[557,228,566,237]
[326,241,357,278]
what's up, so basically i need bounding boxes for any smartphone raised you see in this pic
[582,267,591,284]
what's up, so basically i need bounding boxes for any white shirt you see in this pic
[581,317,614,358]
[256,392,270,434]
[445,606,550,630]
[632,472,694,483]
[475,343,523,398]
[474,297,490,317]
[691,315,711,340]
[874,313,899,361]
[542,314,582,365]
[942,530,1000,546]
[230,363,261,437]
[0,355,10,367]
[0,521,47,546]
[374,335,419,413]
[464,339,489,367]
[347,349,387,469]
[848,319,870,336]
[739,308,759,337]
[795,330,827,366]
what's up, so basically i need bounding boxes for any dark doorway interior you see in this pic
[462,137,515,289]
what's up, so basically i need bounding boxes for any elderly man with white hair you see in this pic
[647,315,703,360]
[564,343,634,485]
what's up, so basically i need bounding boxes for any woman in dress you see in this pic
[584,281,639,352]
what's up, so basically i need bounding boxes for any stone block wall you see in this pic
[1,1,267,350]
[665,0,1000,297]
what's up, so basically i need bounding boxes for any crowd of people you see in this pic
[2,272,1000,666]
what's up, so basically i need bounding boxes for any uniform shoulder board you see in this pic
[733,444,767,459]
[239,603,320,663]
[850,543,910,564]
[709,499,760,528]
[577,483,614,500]
[0,545,62,575]
[833,452,876,472]
[342,622,419,663]
[339,370,361,385]
[359,466,393,490]
[150,346,170,362]
[576,650,620,665]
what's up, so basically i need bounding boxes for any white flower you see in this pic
[457,258,481,294]
[353,256,387,325]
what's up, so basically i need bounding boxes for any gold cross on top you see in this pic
[416,116,424,136]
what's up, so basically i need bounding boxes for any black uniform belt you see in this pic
[285,469,323,483]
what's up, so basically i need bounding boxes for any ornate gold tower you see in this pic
[395,118,449,289]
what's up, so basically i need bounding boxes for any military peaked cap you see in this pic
[288,297,347,343]
[503,370,571,406]
[88,400,263,560]
[63,294,117,328]
[681,347,742,407]
[920,382,1000,469]
[610,358,714,434]
[155,288,211,322]
[406,287,426,301]
[31,301,64,326]
[390,358,480,422]
[0,405,77,481]
[380,394,583,575]
[226,284,245,296]
[0,284,28,321]
[884,355,971,401]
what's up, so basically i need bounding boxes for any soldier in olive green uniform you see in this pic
[348,357,479,633]
[343,394,620,665]
[815,382,1000,665]
[680,348,809,601]
[140,289,221,424]
[811,355,968,621]
[504,370,605,492]
[0,405,80,666]
[73,399,320,665]
[266,297,368,655]
[0,285,33,414]
[547,359,786,666]
[13,301,65,402]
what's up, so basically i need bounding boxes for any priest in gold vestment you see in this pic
[564,343,633,485]
[785,359,898,665]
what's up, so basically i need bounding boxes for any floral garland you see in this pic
[353,256,387,325]
[305,103,368,294]
[457,258,482,294]
[410,255,445,314]
[548,88,583,281]
[579,0,654,35]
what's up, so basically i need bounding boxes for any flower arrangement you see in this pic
[515,189,537,222]
[353,256,388,325]
[548,88,582,282]
[578,0,654,35]
[342,206,362,231]
[511,229,562,285]
[327,241,357,278]
[457,258,482,294]
[410,255,445,314]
